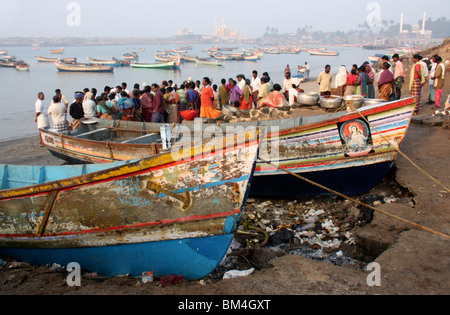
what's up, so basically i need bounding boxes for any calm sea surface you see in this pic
[0,44,389,142]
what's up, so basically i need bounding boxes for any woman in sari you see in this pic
[354,65,369,97]
[409,54,425,113]
[240,79,253,110]
[378,62,395,101]
[262,84,287,108]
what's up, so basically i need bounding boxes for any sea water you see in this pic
[0,44,389,142]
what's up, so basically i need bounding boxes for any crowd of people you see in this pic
[318,53,447,114]
[34,56,447,144]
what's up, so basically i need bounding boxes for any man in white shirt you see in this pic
[48,95,69,134]
[250,70,261,108]
[236,74,246,92]
[82,92,98,118]
[428,56,437,103]
[35,92,49,147]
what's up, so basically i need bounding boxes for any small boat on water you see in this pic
[0,127,260,279]
[0,49,7,55]
[0,59,15,67]
[195,58,223,66]
[86,57,131,67]
[50,47,64,54]
[123,52,139,61]
[243,54,259,62]
[131,59,180,70]
[40,97,417,198]
[368,56,381,64]
[36,56,77,63]
[55,60,114,73]
[309,49,339,56]
[15,61,30,71]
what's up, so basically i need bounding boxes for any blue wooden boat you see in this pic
[0,129,260,279]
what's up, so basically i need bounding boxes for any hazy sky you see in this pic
[1,0,449,38]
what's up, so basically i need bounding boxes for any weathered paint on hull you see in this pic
[0,227,235,279]
[0,130,260,278]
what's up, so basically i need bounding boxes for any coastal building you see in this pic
[213,19,246,41]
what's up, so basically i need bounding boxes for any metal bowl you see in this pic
[320,95,343,109]
[298,92,320,106]
[344,95,365,110]
[222,105,238,116]
[363,99,387,106]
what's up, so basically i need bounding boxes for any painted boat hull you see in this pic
[55,61,114,72]
[131,60,180,69]
[0,130,259,278]
[0,234,234,279]
[41,98,416,198]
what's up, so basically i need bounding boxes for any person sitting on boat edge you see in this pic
[96,93,114,120]
[48,95,69,135]
[118,91,137,121]
[69,92,84,131]
[82,92,97,119]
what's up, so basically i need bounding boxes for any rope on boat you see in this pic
[352,108,450,194]
[260,159,450,240]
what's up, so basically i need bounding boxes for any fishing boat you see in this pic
[15,61,29,71]
[36,56,77,63]
[0,59,15,67]
[0,128,260,279]
[182,55,197,63]
[86,57,131,67]
[368,56,381,64]
[131,59,180,70]
[55,60,114,73]
[123,52,139,61]
[50,47,64,54]
[243,54,259,62]
[309,49,339,56]
[40,97,417,198]
[0,49,7,55]
[195,58,223,66]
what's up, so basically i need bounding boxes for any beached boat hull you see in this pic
[41,98,416,198]
[0,130,259,278]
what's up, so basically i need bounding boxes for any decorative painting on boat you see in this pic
[340,119,373,157]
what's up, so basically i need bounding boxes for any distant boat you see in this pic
[86,57,131,67]
[32,47,40,50]
[123,52,139,61]
[309,49,339,56]
[243,54,259,62]
[0,49,7,55]
[0,59,15,67]
[15,61,30,71]
[131,59,180,70]
[55,60,114,73]
[195,58,223,66]
[50,47,64,54]
[368,56,381,64]
[36,56,77,63]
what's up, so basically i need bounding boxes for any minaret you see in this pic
[421,12,426,34]
[400,13,404,33]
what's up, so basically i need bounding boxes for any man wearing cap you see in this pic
[69,92,85,131]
